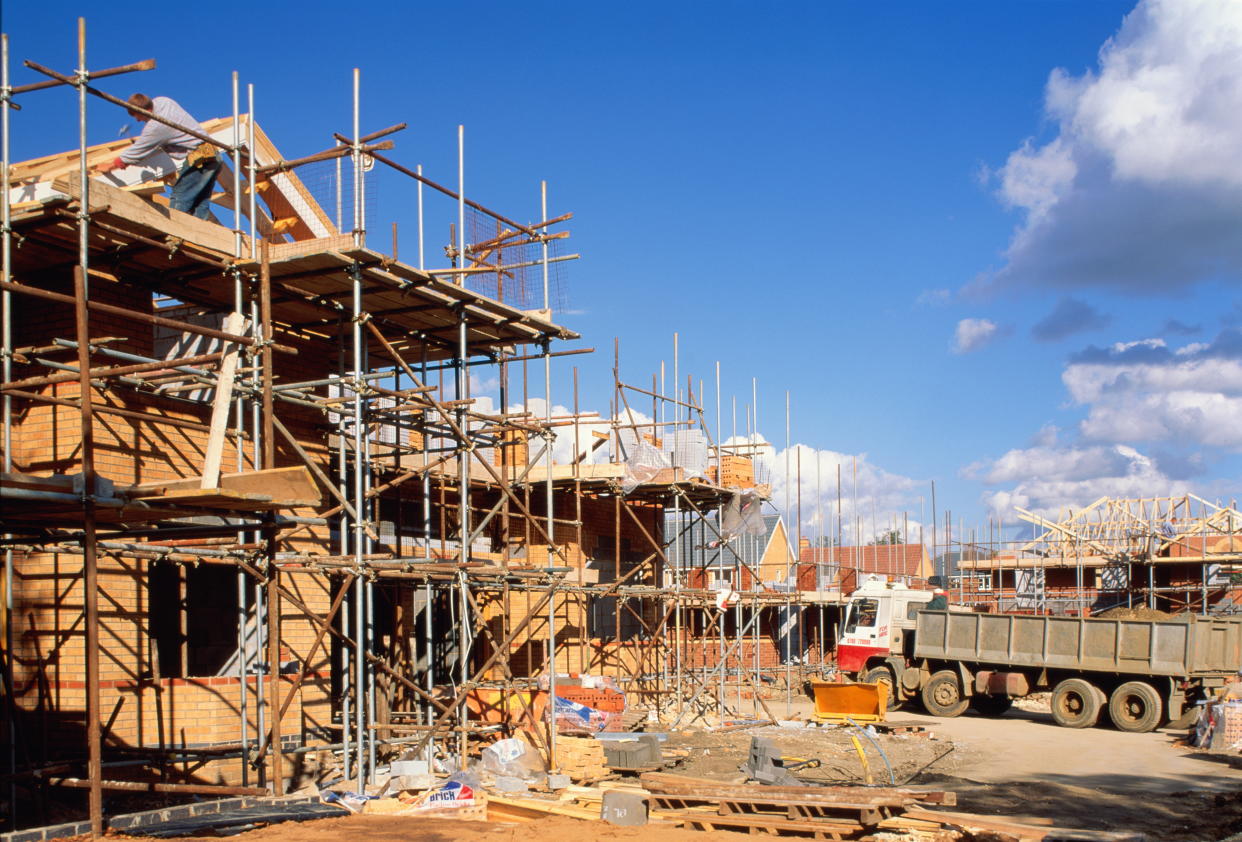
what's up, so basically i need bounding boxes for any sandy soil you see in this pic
[46,699,1242,842]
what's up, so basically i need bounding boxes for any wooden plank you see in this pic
[132,466,320,507]
[901,807,1051,840]
[246,120,338,240]
[201,312,248,489]
[640,772,942,808]
[660,810,862,838]
[53,173,240,255]
[486,794,599,822]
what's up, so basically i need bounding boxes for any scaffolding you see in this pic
[0,21,831,837]
[0,21,598,834]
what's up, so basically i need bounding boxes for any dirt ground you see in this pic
[49,698,1242,842]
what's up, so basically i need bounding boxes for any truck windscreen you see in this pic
[843,598,878,633]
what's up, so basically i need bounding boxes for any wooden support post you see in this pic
[266,534,283,794]
[202,311,248,489]
[260,240,275,470]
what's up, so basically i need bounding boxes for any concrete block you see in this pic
[494,775,528,793]
[601,790,648,826]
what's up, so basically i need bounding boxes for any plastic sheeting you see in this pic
[721,489,766,538]
[620,436,671,494]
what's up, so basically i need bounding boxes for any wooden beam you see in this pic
[201,312,248,489]
[53,173,240,256]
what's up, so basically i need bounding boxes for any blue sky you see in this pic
[5,1,1240,542]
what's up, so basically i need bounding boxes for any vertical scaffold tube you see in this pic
[1,32,17,829]
[351,265,366,790]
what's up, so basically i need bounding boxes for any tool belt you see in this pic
[186,143,217,168]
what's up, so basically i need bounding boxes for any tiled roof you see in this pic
[667,512,784,571]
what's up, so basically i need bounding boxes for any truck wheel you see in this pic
[971,694,1013,717]
[1051,678,1103,728]
[1109,681,1163,733]
[922,670,968,717]
[861,666,902,711]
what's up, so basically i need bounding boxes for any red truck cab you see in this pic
[837,576,936,701]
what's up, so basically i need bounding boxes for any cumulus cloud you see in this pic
[977,444,1188,517]
[464,394,932,545]
[986,0,1242,293]
[1063,329,1242,449]
[1030,424,1060,447]
[967,328,1242,518]
[1031,297,1111,341]
[747,441,928,546]
[952,318,1001,353]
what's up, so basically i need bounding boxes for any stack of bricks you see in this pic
[706,454,755,489]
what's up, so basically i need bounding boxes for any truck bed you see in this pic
[913,611,1242,677]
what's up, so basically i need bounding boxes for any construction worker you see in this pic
[96,93,221,221]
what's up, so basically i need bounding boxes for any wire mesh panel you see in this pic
[293,158,377,237]
[463,205,567,311]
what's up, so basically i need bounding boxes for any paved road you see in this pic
[896,706,1241,793]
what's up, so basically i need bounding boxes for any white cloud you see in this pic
[976,443,1188,518]
[966,329,1242,518]
[1063,329,1242,450]
[987,0,1242,293]
[1031,424,1060,447]
[952,318,1000,354]
[748,441,927,545]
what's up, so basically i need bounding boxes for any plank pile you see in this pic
[642,772,954,840]
[481,772,1147,841]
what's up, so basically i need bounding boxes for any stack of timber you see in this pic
[481,773,1147,840]
[641,772,952,839]
[636,774,1145,841]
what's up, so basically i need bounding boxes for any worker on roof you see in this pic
[96,94,221,221]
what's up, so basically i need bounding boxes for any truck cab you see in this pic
[837,576,935,677]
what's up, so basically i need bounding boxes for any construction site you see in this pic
[3,19,1242,842]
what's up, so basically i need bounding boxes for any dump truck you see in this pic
[836,576,1242,732]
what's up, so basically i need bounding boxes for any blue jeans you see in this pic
[170,157,222,220]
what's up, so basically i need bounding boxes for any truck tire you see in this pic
[971,694,1013,717]
[861,666,902,711]
[1109,681,1163,733]
[1051,678,1103,728]
[922,670,968,717]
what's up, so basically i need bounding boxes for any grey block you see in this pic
[603,734,662,768]
[494,775,528,793]
[601,790,648,826]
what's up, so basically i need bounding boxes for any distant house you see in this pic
[665,512,797,591]
[798,541,933,593]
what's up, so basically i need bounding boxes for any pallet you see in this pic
[659,809,862,840]
[640,772,956,807]
[648,792,886,830]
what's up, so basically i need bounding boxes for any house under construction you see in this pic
[0,32,843,836]
[954,496,1242,615]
